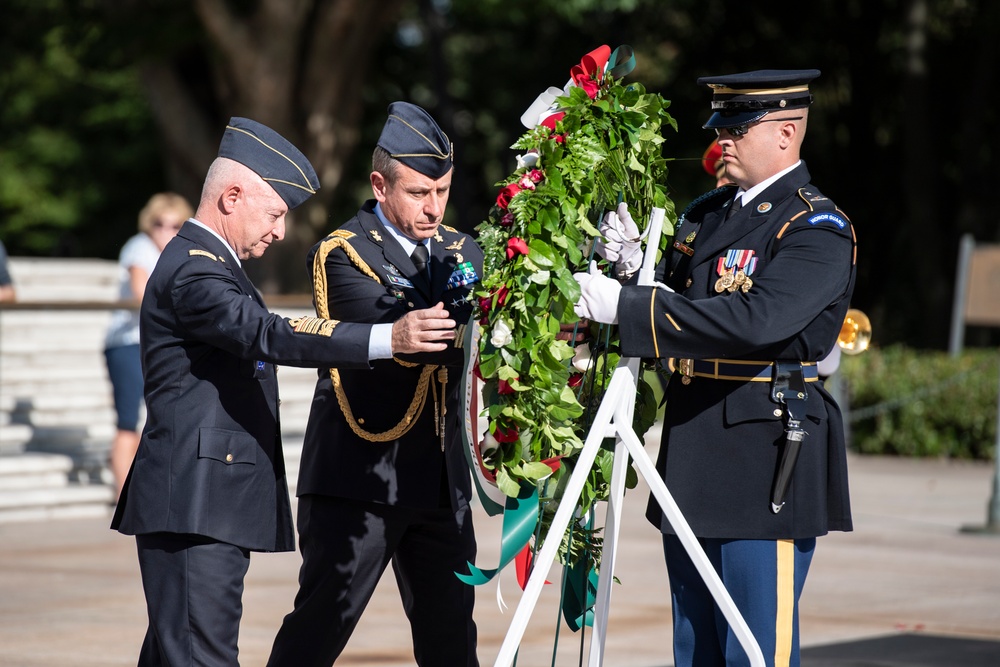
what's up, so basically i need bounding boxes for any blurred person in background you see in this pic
[0,239,16,302]
[104,192,193,502]
[703,137,734,188]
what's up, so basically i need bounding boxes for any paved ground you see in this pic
[1,451,1000,666]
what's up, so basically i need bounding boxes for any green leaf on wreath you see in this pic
[495,467,522,498]
[522,461,556,482]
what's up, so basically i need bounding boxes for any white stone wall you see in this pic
[0,258,317,517]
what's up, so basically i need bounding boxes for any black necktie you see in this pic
[725,195,743,220]
[411,243,429,275]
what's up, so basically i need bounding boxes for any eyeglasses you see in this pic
[153,220,183,231]
[715,116,803,138]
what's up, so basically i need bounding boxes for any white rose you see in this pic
[516,152,540,170]
[479,431,499,456]
[572,344,593,372]
[490,319,513,347]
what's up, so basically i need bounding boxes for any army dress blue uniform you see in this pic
[625,163,856,539]
[266,202,482,665]
[617,162,856,665]
[578,69,861,667]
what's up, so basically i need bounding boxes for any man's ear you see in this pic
[778,121,799,149]
[370,172,387,202]
[220,183,242,214]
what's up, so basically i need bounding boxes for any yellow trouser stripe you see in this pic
[649,290,660,358]
[775,539,795,667]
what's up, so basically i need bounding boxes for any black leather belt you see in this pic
[671,358,819,384]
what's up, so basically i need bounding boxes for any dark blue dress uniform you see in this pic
[112,118,375,666]
[268,103,482,667]
[625,167,855,540]
[112,222,373,548]
[615,71,857,667]
[296,203,481,512]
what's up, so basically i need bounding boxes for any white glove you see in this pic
[817,345,842,377]
[573,261,622,324]
[595,202,642,278]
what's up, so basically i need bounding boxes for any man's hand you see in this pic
[391,302,456,354]
[595,202,642,278]
[573,261,622,325]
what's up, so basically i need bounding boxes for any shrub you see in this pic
[840,345,998,460]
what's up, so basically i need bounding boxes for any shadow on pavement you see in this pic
[801,632,1000,666]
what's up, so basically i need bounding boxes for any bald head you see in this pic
[195,157,289,260]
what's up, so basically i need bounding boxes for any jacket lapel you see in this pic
[692,163,812,266]
[357,207,432,300]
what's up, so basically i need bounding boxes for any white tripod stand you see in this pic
[493,208,765,667]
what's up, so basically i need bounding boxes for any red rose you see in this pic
[479,285,509,313]
[473,362,484,381]
[493,423,519,443]
[506,237,529,260]
[499,212,515,227]
[498,378,517,395]
[528,169,544,183]
[496,183,522,210]
[553,134,565,144]
[568,373,583,388]
[518,174,536,191]
[570,45,611,100]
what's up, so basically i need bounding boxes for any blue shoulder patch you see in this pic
[808,212,847,229]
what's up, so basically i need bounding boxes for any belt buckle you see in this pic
[679,358,694,385]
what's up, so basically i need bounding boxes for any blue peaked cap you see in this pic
[217,117,320,209]
[377,102,453,179]
[698,69,820,129]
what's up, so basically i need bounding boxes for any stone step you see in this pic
[0,452,73,490]
[0,486,114,523]
[0,453,113,523]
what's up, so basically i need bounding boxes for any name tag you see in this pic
[387,274,414,288]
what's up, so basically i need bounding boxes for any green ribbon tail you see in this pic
[561,559,599,631]
[607,45,636,79]
[455,483,538,585]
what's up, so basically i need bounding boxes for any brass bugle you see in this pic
[838,308,871,355]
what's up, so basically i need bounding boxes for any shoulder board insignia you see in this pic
[796,187,835,212]
[441,224,458,233]
[188,249,217,261]
[331,229,356,240]
[288,316,338,337]
[807,212,848,229]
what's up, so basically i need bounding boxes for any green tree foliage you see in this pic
[0,1,164,256]
[0,0,997,352]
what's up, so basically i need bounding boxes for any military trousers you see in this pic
[663,534,815,667]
